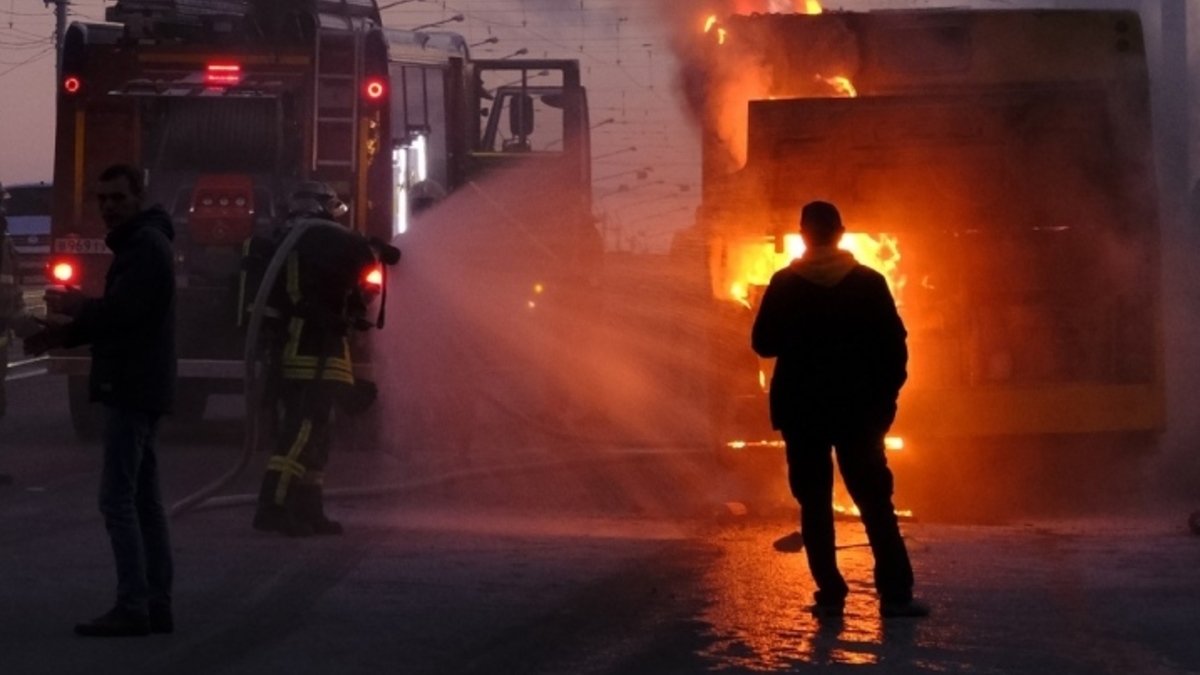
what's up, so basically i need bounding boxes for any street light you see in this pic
[499,47,529,60]
[413,14,464,31]
[470,36,499,48]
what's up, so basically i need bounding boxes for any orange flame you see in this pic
[819,74,857,97]
[803,0,822,14]
[725,233,905,308]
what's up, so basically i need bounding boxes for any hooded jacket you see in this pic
[66,206,177,413]
[751,246,907,433]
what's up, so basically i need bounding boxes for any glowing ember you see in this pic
[835,504,915,520]
[803,0,822,15]
[726,438,903,453]
[704,15,718,32]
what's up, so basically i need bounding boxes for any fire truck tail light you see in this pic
[50,261,76,283]
[364,78,386,101]
[63,76,81,94]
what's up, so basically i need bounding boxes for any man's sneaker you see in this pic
[149,606,174,634]
[806,602,845,620]
[880,598,931,618]
[74,607,150,637]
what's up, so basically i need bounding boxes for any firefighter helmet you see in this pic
[288,180,348,219]
[410,180,446,214]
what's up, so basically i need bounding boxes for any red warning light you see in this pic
[205,63,242,86]
[50,261,76,283]
[364,78,386,101]
[63,76,81,94]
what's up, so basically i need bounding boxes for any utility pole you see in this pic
[44,0,68,79]
[1160,0,1189,221]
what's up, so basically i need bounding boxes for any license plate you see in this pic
[53,237,107,254]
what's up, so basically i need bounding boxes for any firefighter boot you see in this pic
[252,474,313,537]
[297,483,343,536]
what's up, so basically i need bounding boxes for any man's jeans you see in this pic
[99,406,173,614]
[782,425,914,605]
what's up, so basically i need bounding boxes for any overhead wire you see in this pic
[0,44,53,77]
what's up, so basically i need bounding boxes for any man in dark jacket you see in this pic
[25,163,176,637]
[751,200,926,619]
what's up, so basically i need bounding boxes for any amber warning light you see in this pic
[363,266,384,290]
[205,63,241,86]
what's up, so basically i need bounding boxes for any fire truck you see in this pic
[48,0,594,437]
[679,9,1164,510]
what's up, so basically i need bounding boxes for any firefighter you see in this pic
[249,181,389,537]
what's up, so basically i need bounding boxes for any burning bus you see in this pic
[676,9,1164,509]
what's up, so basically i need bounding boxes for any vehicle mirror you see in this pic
[541,93,565,110]
[509,94,535,137]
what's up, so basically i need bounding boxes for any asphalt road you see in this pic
[1,371,1199,674]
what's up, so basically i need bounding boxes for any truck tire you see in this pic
[68,376,104,440]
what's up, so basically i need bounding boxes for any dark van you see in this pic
[3,182,51,286]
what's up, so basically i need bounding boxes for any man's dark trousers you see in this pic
[100,406,173,615]
[782,425,913,605]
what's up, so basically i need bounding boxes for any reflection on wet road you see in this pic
[683,516,1200,674]
[697,521,921,670]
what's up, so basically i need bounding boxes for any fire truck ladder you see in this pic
[312,26,365,172]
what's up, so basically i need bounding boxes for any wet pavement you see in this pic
[1,373,1199,674]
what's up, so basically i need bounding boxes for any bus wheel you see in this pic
[68,376,104,440]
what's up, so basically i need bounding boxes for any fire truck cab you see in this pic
[48,0,594,437]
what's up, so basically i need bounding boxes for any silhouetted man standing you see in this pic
[26,164,177,636]
[752,201,927,619]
